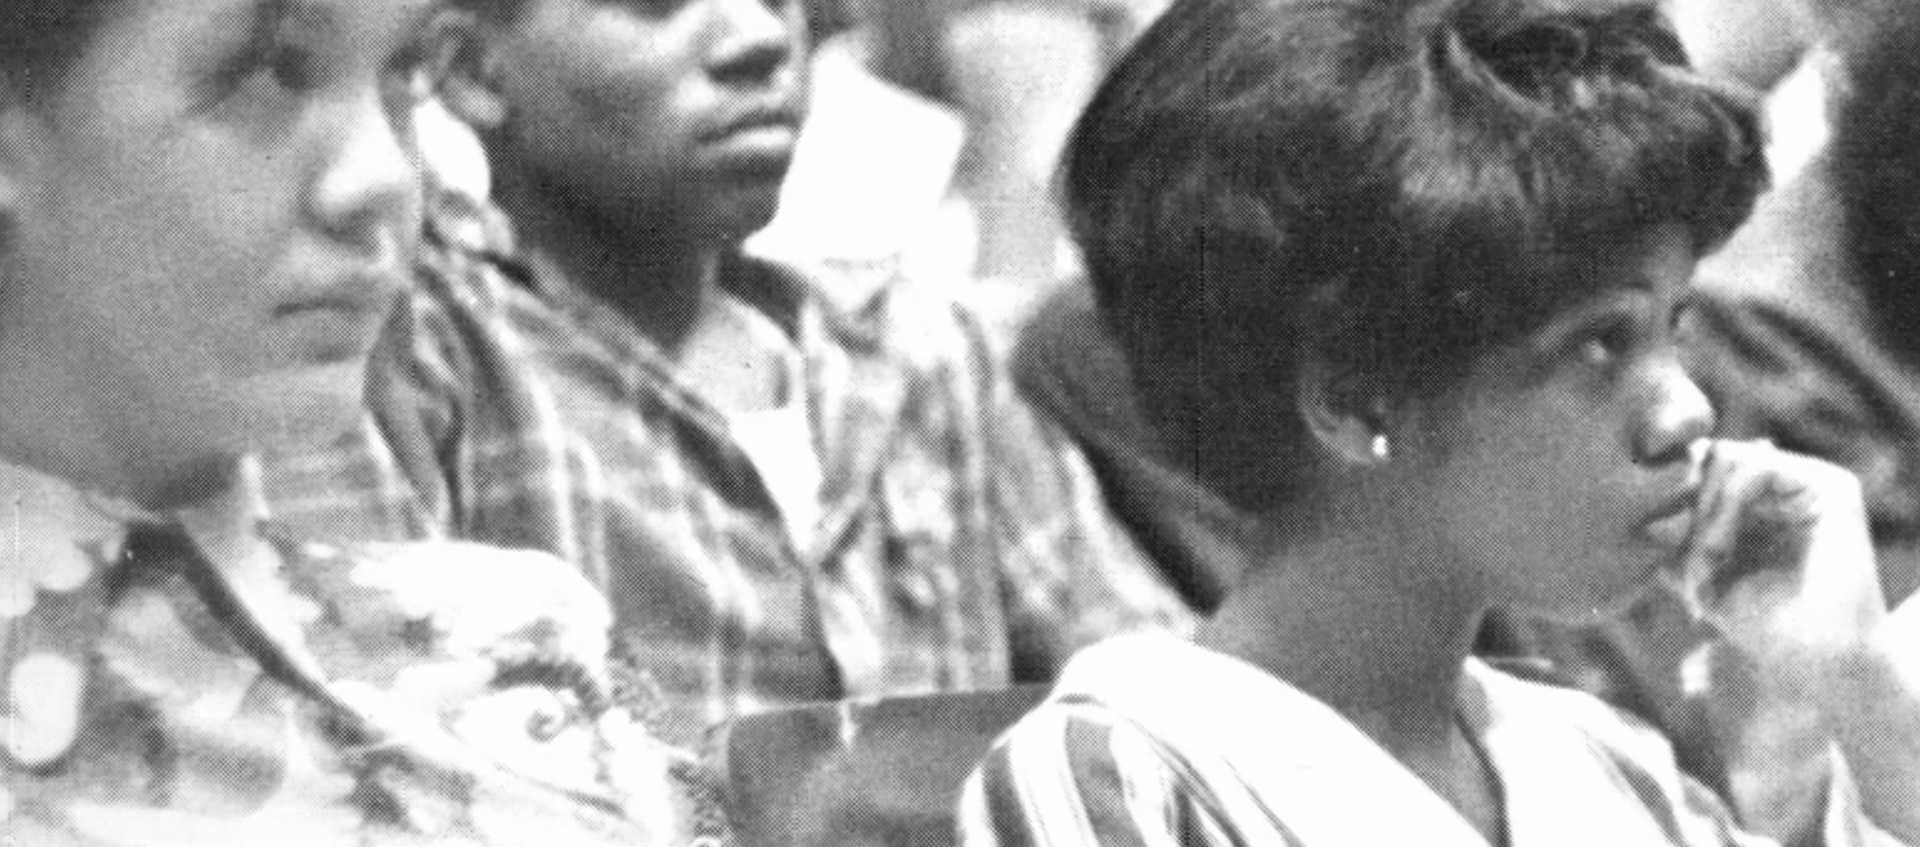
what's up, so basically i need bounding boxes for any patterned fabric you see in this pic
[0,459,684,846]
[263,228,1193,748]
[958,634,1900,847]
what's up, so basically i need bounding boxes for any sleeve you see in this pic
[1662,743,1907,847]
[1563,680,1907,847]
[956,299,1198,680]
[957,702,1204,847]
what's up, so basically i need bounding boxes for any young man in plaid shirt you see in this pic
[264,0,1192,752]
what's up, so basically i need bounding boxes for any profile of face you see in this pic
[0,0,428,496]
[471,0,810,241]
[1407,223,1716,620]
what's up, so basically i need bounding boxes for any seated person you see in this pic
[0,0,674,842]
[1481,4,1920,842]
[960,0,1920,842]
[262,0,1193,755]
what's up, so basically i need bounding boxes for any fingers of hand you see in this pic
[1680,439,1884,669]
[1682,440,1825,601]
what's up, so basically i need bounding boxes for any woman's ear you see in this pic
[1297,355,1389,467]
[427,7,509,132]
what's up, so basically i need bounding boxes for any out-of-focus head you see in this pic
[1067,0,1766,514]
[440,0,811,246]
[1832,7,1920,368]
[1710,3,1920,602]
[0,0,429,506]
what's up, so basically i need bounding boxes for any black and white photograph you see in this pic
[2,0,1919,844]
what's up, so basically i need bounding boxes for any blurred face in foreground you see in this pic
[0,0,430,501]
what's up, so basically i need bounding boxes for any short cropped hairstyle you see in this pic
[1832,8,1920,365]
[0,1,123,104]
[1066,0,1766,511]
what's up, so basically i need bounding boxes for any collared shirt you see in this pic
[264,229,1192,748]
[959,634,1899,847]
[1,457,681,845]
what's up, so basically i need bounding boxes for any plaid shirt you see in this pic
[264,231,1191,748]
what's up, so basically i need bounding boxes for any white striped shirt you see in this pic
[959,634,1900,847]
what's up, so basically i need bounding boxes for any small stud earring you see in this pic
[1370,434,1391,462]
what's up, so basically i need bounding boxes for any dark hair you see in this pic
[1832,9,1920,365]
[1065,0,1766,511]
[0,1,124,103]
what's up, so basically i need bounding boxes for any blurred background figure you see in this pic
[750,0,1169,338]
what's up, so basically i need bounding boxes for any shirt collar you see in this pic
[1051,634,1497,846]
[0,454,269,621]
[0,459,126,619]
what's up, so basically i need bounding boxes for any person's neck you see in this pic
[1198,491,1485,758]
[495,166,731,355]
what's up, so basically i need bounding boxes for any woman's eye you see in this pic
[203,38,322,109]
[1578,336,1614,367]
[1575,323,1632,369]
[266,46,320,92]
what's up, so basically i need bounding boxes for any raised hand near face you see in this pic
[1672,439,1887,692]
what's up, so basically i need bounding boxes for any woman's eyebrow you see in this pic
[226,0,342,48]
[1518,295,1633,351]
[217,0,288,63]
[278,0,346,42]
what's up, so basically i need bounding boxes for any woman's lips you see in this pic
[272,271,400,361]
[1653,439,1718,617]
[274,269,396,319]
[1645,439,1716,550]
[1641,502,1696,550]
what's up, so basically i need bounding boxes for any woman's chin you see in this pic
[216,364,371,455]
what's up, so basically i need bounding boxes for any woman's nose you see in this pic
[308,89,420,256]
[1636,355,1716,466]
